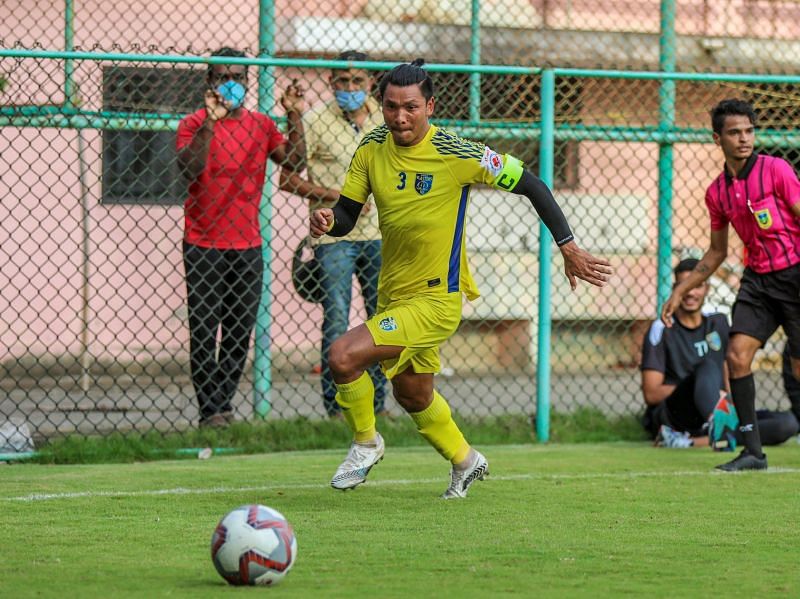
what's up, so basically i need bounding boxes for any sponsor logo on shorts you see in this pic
[480,147,504,177]
[754,208,773,229]
[415,173,433,195]
[706,330,722,352]
[379,317,398,332]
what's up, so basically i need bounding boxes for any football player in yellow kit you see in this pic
[308,59,612,498]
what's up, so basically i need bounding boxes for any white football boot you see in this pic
[330,433,385,490]
[441,449,489,499]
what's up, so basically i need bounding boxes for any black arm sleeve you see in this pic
[327,195,363,237]
[511,170,574,246]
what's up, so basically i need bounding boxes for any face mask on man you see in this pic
[216,80,246,110]
[335,90,367,112]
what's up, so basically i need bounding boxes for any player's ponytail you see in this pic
[378,58,435,100]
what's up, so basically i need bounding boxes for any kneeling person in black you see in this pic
[641,258,798,447]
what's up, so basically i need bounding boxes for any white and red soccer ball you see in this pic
[211,504,297,586]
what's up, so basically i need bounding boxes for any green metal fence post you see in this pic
[536,69,556,443]
[65,0,92,393]
[469,0,481,122]
[253,0,275,418]
[64,0,76,106]
[657,0,677,311]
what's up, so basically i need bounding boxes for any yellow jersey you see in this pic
[341,124,523,301]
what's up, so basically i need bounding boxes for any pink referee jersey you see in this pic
[705,153,800,273]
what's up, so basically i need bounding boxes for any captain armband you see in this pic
[491,154,525,191]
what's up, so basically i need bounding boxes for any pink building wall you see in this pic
[0,0,793,367]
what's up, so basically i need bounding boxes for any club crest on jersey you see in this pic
[754,208,773,229]
[480,147,504,177]
[706,331,722,352]
[415,173,433,195]
[379,316,398,332]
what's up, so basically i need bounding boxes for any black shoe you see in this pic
[715,449,768,472]
[199,413,228,429]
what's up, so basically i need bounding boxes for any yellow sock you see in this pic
[409,391,470,463]
[335,371,376,443]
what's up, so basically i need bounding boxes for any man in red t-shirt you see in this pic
[177,47,303,427]
[662,98,800,471]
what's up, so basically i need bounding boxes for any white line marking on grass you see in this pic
[4,468,800,502]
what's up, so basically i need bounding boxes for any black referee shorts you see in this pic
[730,262,800,358]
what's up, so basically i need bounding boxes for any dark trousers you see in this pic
[664,359,723,436]
[750,409,799,446]
[782,342,800,422]
[183,243,262,420]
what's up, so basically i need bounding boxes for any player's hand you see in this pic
[310,208,334,238]
[204,89,229,122]
[280,79,306,114]
[559,241,613,290]
[660,290,683,328]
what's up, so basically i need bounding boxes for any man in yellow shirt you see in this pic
[281,51,387,419]
[310,59,612,499]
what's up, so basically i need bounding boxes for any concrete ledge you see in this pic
[278,16,800,71]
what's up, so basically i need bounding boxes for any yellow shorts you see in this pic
[365,292,462,379]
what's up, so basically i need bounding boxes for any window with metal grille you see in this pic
[101,66,205,205]
[744,85,800,173]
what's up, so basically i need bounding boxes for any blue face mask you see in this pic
[335,90,367,112]
[217,80,246,110]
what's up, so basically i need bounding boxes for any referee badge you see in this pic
[754,208,773,229]
[414,173,433,195]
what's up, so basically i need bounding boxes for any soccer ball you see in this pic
[210,504,297,586]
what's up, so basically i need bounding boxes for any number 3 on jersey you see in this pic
[396,171,406,190]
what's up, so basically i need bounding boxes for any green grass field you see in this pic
[2,443,799,597]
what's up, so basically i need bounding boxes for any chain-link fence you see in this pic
[1,1,798,442]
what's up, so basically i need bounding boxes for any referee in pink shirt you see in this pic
[662,98,800,471]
